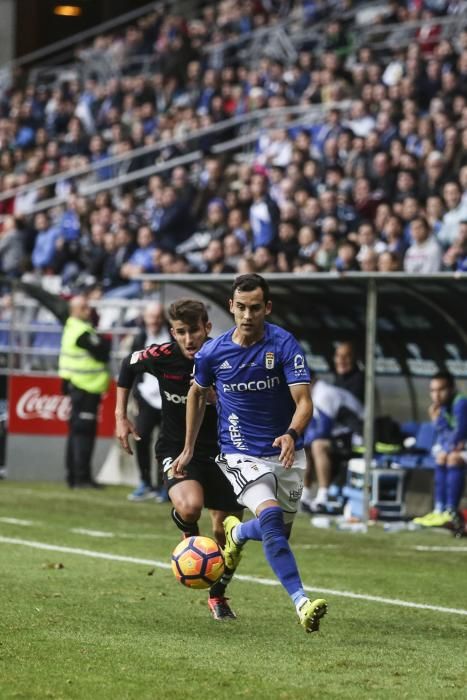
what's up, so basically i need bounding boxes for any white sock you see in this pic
[314,487,328,504]
[295,596,309,613]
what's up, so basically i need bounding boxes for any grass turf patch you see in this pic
[1,482,466,699]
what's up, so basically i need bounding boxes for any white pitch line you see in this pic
[294,544,339,550]
[414,545,467,553]
[0,516,175,542]
[1,536,467,618]
[71,528,115,538]
[0,536,171,569]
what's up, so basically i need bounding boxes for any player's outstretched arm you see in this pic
[172,382,209,477]
[115,385,141,455]
[272,384,313,469]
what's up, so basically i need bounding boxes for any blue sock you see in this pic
[258,506,304,602]
[434,465,447,512]
[235,518,262,543]
[446,467,465,512]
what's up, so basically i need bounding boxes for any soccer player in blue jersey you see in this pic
[173,273,328,633]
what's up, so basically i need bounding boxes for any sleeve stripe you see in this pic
[288,381,311,386]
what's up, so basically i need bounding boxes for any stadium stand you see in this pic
[0,0,466,294]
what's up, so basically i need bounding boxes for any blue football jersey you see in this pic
[194,322,310,456]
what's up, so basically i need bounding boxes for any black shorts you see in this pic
[158,452,242,512]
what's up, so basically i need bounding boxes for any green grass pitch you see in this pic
[1,482,466,700]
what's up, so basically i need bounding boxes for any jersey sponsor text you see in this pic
[222,375,280,392]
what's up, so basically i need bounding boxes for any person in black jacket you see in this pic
[115,299,243,621]
[126,301,171,502]
[333,341,365,403]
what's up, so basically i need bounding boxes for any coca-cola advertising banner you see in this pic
[9,375,116,438]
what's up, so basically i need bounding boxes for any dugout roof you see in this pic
[152,273,467,380]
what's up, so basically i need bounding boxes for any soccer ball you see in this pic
[171,536,225,589]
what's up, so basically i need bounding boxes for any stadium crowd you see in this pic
[0,0,467,299]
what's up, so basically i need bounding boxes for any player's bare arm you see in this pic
[172,381,209,476]
[272,384,313,469]
[115,385,141,455]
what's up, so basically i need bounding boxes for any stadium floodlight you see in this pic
[54,5,82,16]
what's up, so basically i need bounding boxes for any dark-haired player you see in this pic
[173,274,328,634]
[115,299,243,620]
[413,371,467,528]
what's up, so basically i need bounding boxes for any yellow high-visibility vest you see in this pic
[59,317,110,394]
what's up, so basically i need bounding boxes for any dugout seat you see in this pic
[397,422,436,470]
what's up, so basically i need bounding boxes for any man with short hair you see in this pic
[438,181,467,248]
[116,299,243,621]
[413,371,467,527]
[126,302,171,502]
[173,274,328,634]
[403,217,442,273]
[333,341,365,403]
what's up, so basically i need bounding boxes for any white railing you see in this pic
[0,101,350,220]
[2,295,151,377]
[355,14,465,52]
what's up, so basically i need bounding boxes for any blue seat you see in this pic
[400,421,419,438]
[397,422,436,470]
[32,323,62,350]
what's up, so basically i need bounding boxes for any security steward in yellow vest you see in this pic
[59,295,111,488]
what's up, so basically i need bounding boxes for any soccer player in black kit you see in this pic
[115,299,243,620]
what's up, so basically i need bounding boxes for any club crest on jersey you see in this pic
[265,351,275,369]
[294,354,305,370]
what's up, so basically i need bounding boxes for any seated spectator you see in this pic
[31,212,60,273]
[249,173,280,251]
[413,371,467,527]
[225,204,247,238]
[252,245,277,273]
[425,194,445,240]
[346,99,375,138]
[377,250,402,272]
[315,231,338,271]
[333,340,365,403]
[301,375,364,513]
[197,238,235,273]
[297,224,319,262]
[277,220,299,269]
[419,151,447,200]
[105,225,155,299]
[354,222,387,264]
[177,197,227,256]
[333,239,359,272]
[382,214,408,258]
[403,216,442,273]
[442,220,467,271]
[152,186,191,252]
[359,248,379,272]
[438,181,467,248]
[100,227,135,294]
[79,223,109,283]
[0,216,24,278]
[223,233,244,270]
[352,177,383,222]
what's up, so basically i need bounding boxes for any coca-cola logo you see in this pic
[16,387,71,422]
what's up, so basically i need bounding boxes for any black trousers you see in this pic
[66,386,101,486]
[134,396,162,487]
